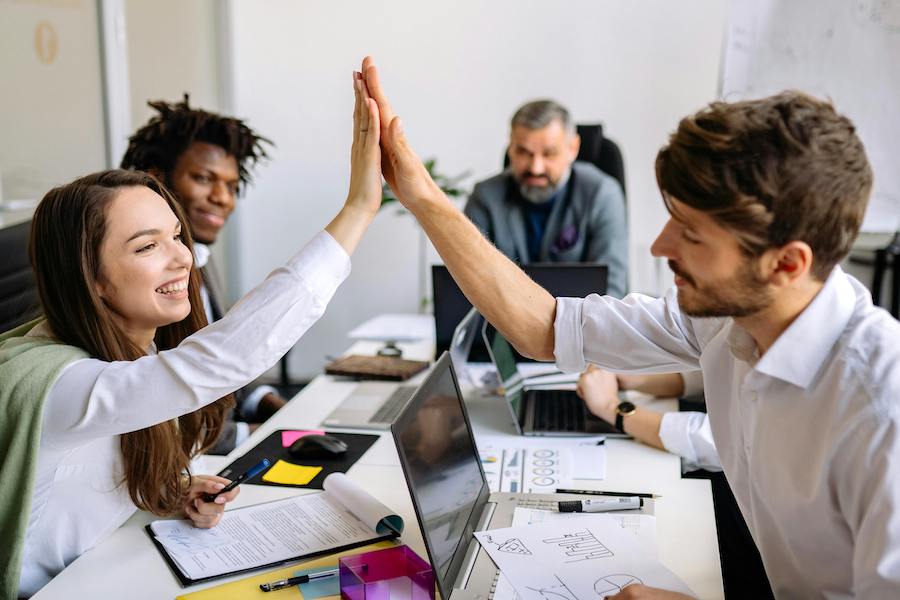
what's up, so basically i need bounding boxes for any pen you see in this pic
[558,497,643,513]
[555,488,660,499]
[202,458,271,502]
[260,568,339,592]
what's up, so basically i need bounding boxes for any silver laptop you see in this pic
[322,309,482,430]
[392,352,646,599]
[483,322,627,437]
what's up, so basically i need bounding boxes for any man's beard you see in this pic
[669,258,774,318]
[516,168,571,204]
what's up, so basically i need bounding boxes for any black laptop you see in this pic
[391,353,578,599]
[432,263,609,361]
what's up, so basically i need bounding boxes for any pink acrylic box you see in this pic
[339,545,435,600]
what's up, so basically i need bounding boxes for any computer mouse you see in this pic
[288,434,348,459]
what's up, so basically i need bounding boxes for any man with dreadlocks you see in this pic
[121,95,281,454]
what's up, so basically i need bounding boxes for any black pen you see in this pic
[555,487,660,499]
[202,458,271,502]
[260,568,339,592]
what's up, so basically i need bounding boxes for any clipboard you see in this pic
[147,520,396,587]
[174,540,398,599]
[147,474,403,587]
[144,525,399,584]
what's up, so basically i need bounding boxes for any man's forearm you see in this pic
[622,408,665,451]
[412,194,557,360]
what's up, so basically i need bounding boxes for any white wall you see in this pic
[225,0,727,379]
[0,0,106,203]
[124,0,221,128]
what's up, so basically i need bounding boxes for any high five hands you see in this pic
[359,56,444,213]
[353,56,696,600]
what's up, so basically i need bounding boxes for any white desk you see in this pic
[34,338,723,599]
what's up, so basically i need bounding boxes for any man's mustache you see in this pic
[522,173,551,184]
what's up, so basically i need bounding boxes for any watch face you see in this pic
[617,401,636,415]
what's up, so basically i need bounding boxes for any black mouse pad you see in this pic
[216,429,379,490]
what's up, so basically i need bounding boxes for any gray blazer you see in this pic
[464,162,628,297]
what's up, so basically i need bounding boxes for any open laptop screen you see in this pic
[483,322,525,425]
[392,353,490,599]
[449,307,483,374]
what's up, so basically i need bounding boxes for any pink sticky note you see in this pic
[281,430,326,447]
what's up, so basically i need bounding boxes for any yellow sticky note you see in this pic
[262,460,323,485]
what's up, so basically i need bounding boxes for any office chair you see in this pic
[503,123,626,199]
[870,231,900,318]
[0,219,40,333]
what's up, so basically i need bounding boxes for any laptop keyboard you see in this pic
[369,386,416,424]
[532,391,586,432]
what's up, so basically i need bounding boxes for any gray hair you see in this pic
[510,99,575,135]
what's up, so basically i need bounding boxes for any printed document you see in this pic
[149,473,402,581]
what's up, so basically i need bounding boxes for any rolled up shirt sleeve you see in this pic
[659,411,722,472]
[554,287,704,375]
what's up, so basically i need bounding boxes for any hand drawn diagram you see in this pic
[542,529,613,562]
[525,575,579,600]
[523,573,643,600]
[484,534,533,555]
[594,575,643,597]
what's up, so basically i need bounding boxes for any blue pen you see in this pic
[202,458,271,502]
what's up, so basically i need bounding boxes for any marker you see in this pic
[260,568,339,592]
[555,488,659,499]
[558,497,643,513]
[202,458,270,502]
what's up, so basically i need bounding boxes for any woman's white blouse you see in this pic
[18,231,350,597]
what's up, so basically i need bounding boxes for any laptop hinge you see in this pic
[453,501,497,590]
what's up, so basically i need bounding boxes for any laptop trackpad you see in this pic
[342,382,397,408]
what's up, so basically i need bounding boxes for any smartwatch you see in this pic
[614,400,636,432]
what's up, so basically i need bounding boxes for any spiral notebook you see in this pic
[147,473,403,586]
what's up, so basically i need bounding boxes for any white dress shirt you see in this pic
[18,231,350,597]
[657,371,722,472]
[555,267,900,598]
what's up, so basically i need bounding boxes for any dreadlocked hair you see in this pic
[120,94,272,190]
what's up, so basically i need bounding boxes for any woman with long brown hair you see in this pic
[0,68,383,598]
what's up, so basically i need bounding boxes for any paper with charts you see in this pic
[478,445,574,494]
[491,509,659,600]
[477,436,607,494]
[474,515,693,599]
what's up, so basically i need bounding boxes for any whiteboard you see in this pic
[721,0,900,233]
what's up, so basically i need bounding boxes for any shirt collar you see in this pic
[193,243,210,269]
[749,266,856,389]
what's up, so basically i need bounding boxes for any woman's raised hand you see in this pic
[324,60,384,254]
[345,64,382,217]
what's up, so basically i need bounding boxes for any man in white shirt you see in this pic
[577,369,777,597]
[363,55,899,598]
